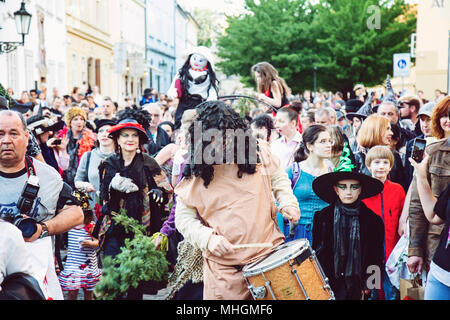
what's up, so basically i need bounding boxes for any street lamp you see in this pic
[0,1,32,54]
[0,0,6,30]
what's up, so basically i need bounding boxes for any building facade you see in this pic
[65,0,116,101]
[174,3,200,72]
[110,0,146,104]
[415,0,450,98]
[146,0,176,95]
[1,0,202,102]
[145,0,199,95]
[0,0,67,98]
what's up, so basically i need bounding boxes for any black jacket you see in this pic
[145,126,171,156]
[312,202,385,300]
[95,153,172,250]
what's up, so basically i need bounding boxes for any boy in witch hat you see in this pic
[312,143,385,300]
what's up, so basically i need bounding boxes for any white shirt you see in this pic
[271,131,302,171]
[172,149,187,176]
[0,221,37,290]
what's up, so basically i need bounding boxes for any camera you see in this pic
[53,139,62,145]
[0,176,40,238]
[0,213,37,238]
[17,176,40,215]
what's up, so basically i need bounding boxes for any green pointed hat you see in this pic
[312,143,383,203]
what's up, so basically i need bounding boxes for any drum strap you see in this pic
[294,248,312,266]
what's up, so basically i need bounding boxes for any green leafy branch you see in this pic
[94,209,169,300]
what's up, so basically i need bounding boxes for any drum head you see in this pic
[243,239,310,277]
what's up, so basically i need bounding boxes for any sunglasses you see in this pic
[336,183,361,191]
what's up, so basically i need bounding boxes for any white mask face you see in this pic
[190,53,207,70]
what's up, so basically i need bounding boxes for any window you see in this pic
[58,62,65,94]
[81,57,86,86]
[156,75,161,93]
[72,53,77,88]
[24,50,34,91]
[48,59,56,93]
[7,51,19,93]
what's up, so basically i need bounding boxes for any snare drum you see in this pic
[242,239,334,300]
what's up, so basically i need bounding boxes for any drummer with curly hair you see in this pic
[312,143,385,300]
[174,100,300,300]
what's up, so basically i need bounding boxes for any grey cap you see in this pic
[336,110,345,120]
[418,101,436,118]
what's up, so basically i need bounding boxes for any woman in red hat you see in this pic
[93,109,173,299]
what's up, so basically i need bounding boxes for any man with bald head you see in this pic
[143,103,171,156]
[0,110,83,299]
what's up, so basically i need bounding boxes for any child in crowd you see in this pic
[362,146,406,300]
[58,190,101,300]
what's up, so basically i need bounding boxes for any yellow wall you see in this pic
[415,0,450,98]
[65,0,116,98]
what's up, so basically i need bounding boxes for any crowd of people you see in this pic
[0,52,449,301]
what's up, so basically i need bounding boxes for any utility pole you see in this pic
[313,61,317,99]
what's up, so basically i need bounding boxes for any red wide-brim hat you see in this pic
[108,119,149,144]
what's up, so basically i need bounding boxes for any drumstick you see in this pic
[232,243,272,249]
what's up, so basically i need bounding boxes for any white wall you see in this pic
[0,0,67,98]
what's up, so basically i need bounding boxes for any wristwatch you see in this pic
[38,222,49,239]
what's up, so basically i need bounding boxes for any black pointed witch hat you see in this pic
[346,93,374,122]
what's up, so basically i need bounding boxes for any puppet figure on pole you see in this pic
[168,46,219,130]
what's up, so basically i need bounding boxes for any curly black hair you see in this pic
[116,105,152,130]
[183,100,261,188]
[250,113,275,142]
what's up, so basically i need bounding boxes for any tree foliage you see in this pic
[217,0,416,95]
[194,8,224,48]
[0,82,15,107]
[94,209,169,300]
[313,0,416,93]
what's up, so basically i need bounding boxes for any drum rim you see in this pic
[242,239,310,277]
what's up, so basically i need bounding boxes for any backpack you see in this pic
[290,162,301,190]
[0,273,46,300]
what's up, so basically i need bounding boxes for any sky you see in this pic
[179,0,419,15]
[178,0,246,15]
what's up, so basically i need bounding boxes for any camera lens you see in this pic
[17,218,38,238]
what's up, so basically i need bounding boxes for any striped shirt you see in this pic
[58,226,101,291]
